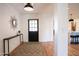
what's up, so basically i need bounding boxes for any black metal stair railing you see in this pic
[3,34,23,56]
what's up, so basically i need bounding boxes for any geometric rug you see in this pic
[10,42,47,56]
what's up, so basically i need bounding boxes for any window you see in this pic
[29,20,37,31]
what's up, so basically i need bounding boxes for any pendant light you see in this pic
[69,14,74,22]
[24,3,34,11]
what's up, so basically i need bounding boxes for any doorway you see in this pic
[28,19,39,42]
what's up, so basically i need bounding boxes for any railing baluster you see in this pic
[3,40,5,56]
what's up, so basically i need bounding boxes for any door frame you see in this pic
[28,19,39,42]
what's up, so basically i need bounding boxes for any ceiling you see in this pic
[9,3,52,14]
[5,3,79,18]
[68,3,79,19]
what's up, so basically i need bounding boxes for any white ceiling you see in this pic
[6,3,79,17]
[10,3,52,14]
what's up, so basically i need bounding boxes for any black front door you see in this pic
[28,19,39,42]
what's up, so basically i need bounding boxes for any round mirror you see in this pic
[10,16,17,29]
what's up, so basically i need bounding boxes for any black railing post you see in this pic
[3,40,5,56]
[8,40,9,56]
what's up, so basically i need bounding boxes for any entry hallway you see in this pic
[10,42,54,56]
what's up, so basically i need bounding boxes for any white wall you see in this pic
[38,4,54,42]
[0,4,21,55]
[54,3,68,56]
[20,4,54,42]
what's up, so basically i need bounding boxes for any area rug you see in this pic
[10,42,47,56]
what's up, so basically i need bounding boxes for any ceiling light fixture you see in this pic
[24,3,34,11]
[69,14,74,22]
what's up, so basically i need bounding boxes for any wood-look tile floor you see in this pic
[68,44,79,56]
[10,42,54,56]
[41,42,54,56]
[9,42,79,56]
